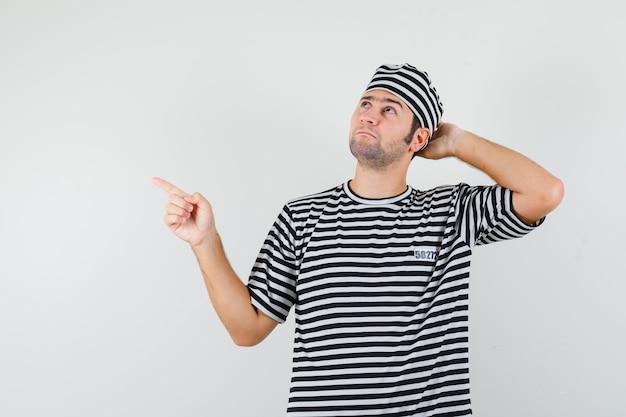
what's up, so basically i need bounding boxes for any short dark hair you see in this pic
[404,112,423,159]
[404,113,421,145]
[410,112,421,140]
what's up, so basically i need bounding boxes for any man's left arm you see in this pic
[419,123,564,224]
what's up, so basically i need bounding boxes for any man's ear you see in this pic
[409,127,431,152]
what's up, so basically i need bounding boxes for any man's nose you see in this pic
[359,109,378,125]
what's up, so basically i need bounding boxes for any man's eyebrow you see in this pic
[361,95,404,109]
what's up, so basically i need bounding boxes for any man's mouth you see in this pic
[354,129,377,139]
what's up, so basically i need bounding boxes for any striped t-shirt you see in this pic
[248,181,542,416]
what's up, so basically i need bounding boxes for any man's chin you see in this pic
[350,141,382,162]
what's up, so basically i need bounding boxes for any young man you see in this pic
[153,63,564,416]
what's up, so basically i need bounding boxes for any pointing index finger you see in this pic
[151,177,189,197]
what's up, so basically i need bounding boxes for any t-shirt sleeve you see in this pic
[247,205,298,323]
[455,183,545,248]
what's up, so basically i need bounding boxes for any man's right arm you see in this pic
[152,177,278,346]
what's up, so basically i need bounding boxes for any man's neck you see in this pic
[350,164,408,199]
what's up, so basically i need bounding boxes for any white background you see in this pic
[1,1,624,416]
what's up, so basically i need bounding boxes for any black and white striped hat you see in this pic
[365,63,444,138]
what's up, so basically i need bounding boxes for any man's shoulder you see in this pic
[286,183,345,207]
[414,183,466,199]
[416,182,502,196]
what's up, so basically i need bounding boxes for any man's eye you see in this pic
[361,101,371,108]
[384,107,396,114]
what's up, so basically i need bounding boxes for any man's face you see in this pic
[349,89,415,170]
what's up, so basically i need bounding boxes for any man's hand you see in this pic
[417,122,463,160]
[151,177,216,247]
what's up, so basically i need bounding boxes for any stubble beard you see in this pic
[349,130,413,170]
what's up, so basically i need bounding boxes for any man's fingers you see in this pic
[164,212,188,227]
[151,177,188,197]
[166,200,192,218]
[168,193,194,211]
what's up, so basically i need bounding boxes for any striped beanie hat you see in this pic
[365,63,444,138]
